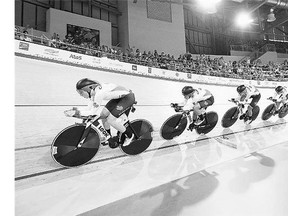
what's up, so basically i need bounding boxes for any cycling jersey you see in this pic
[237,85,260,102]
[273,86,288,103]
[78,83,131,116]
[182,88,213,110]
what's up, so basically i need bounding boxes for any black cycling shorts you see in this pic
[105,92,136,118]
[250,94,261,107]
[198,96,214,109]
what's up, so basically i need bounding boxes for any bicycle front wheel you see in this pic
[160,114,187,140]
[51,124,100,168]
[261,104,275,121]
[221,107,239,128]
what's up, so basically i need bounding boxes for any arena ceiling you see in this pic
[151,0,288,35]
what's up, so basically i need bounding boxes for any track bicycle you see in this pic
[221,99,260,128]
[160,104,218,140]
[261,97,288,120]
[51,104,153,168]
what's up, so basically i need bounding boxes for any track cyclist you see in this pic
[171,86,215,130]
[268,85,288,114]
[232,84,261,122]
[65,78,135,148]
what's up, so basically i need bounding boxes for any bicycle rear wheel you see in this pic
[262,104,275,121]
[279,105,288,118]
[160,114,187,140]
[251,105,260,121]
[196,111,218,135]
[120,119,153,155]
[221,107,239,128]
[51,124,100,168]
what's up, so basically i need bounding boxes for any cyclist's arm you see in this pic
[177,98,188,107]
[103,90,130,100]
[183,98,194,111]
[77,100,101,116]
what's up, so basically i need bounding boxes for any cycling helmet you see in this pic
[237,85,246,94]
[275,86,284,94]
[182,86,194,96]
[76,78,100,91]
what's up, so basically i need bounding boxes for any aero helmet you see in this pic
[237,85,246,94]
[76,78,100,91]
[275,86,284,94]
[182,86,194,96]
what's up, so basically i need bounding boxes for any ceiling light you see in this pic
[235,12,254,28]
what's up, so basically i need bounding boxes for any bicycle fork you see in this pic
[173,113,190,131]
[76,121,111,149]
[75,122,93,149]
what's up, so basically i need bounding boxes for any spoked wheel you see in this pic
[195,111,218,135]
[51,124,100,168]
[160,114,187,140]
[120,119,153,155]
[279,105,288,118]
[221,107,239,128]
[261,104,276,121]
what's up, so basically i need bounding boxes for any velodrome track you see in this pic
[15,56,288,216]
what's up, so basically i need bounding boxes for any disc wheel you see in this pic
[160,114,187,140]
[251,105,260,121]
[279,105,288,118]
[261,104,275,121]
[196,111,218,135]
[120,119,153,155]
[51,124,100,168]
[221,107,239,128]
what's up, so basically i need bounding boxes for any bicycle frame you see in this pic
[229,99,251,117]
[174,106,209,127]
[71,103,139,145]
[267,97,287,109]
[73,115,111,148]
[173,109,192,126]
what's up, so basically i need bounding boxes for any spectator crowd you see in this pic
[14,26,288,82]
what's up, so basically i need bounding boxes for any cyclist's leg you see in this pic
[101,118,111,135]
[247,94,261,118]
[193,96,214,125]
[105,92,136,144]
[275,101,281,112]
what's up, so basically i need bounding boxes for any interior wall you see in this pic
[46,8,111,47]
[118,0,186,57]
[15,56,281,107]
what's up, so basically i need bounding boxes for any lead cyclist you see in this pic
[65,78,136,148]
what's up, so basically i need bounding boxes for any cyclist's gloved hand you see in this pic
[170,103,178,108]
[64,108,80,117]
[174,106,183,112]
[268,97,273,100]
[231,98,236,103]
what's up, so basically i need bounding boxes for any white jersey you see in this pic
[182,88,212,110]
[273,86,288,102]
[78,83,130,116]
[237,85,260,102]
